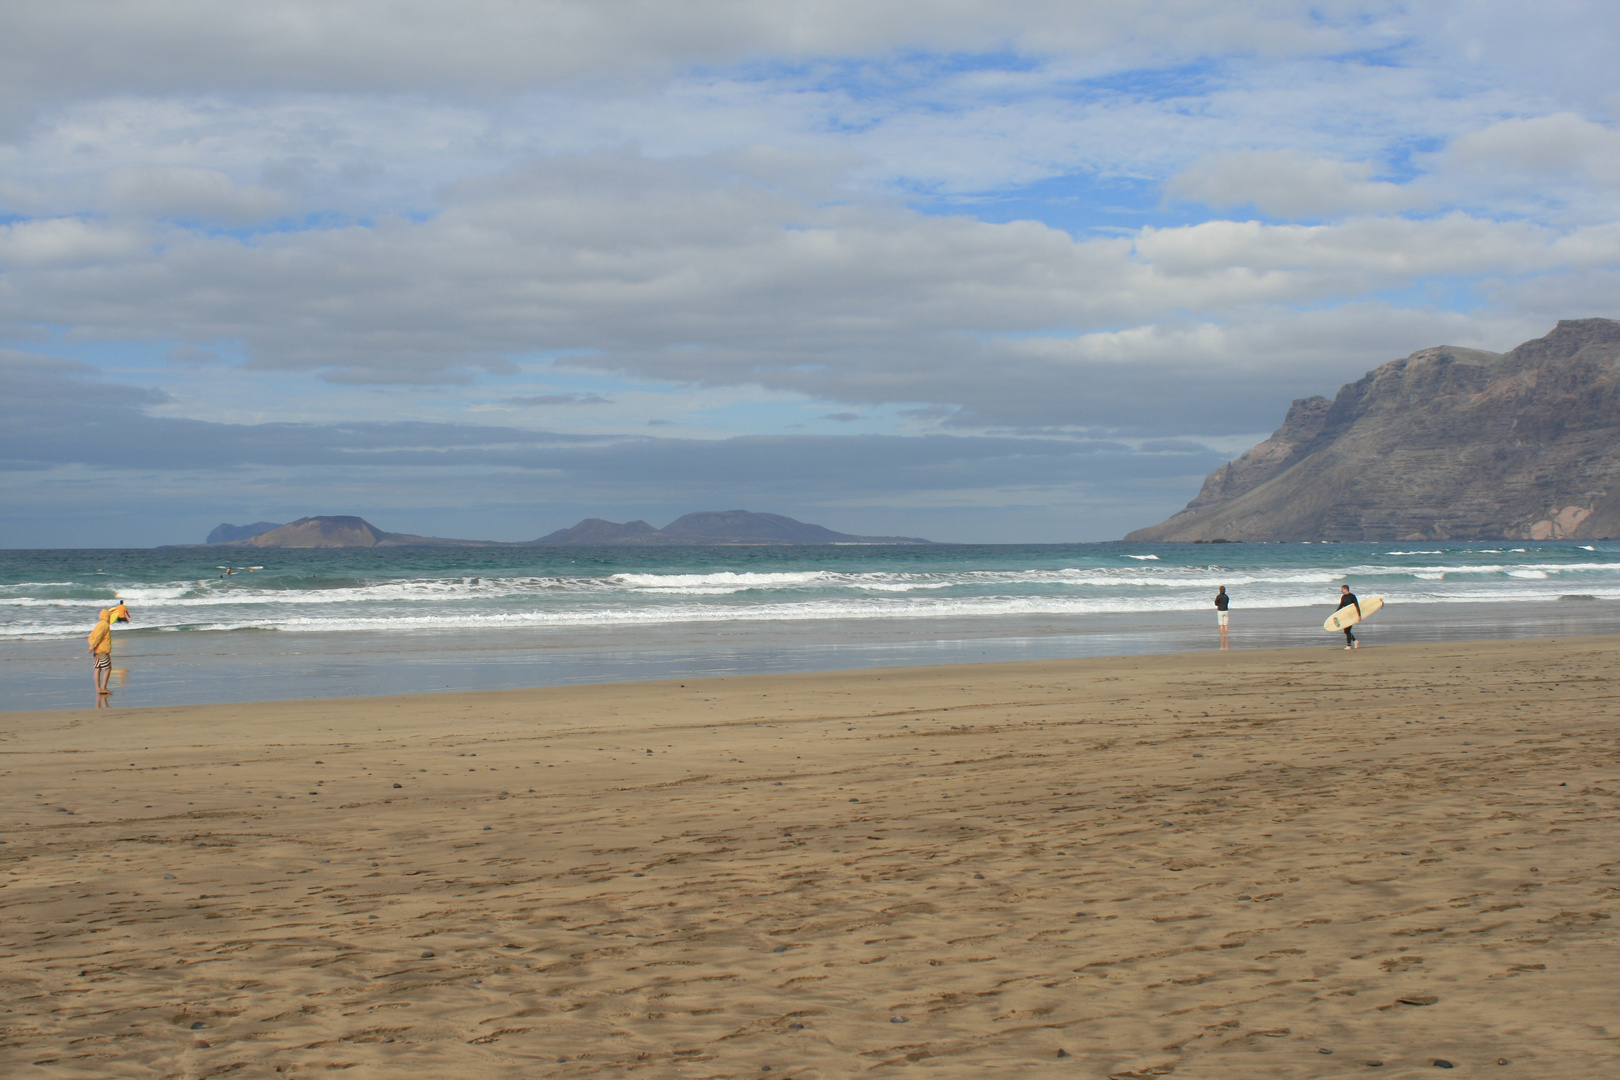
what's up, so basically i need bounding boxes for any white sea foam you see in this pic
[114,586,192,600]
[5,545,1619,642]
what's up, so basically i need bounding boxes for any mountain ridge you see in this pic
[533,510,931,546]
[205,521,283,544]
[189,511,933,548]
[1126,318,1620,542]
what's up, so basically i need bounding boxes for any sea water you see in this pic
[4,541,1619,709]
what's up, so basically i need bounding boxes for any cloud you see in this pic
[0,2,1370,115]
[103,165,288,222]
[507,393,611,406]
[165,344,222,365]
[1446,113,1620,184]
[3,2,1620,545]
[1131,213,1613,281]
[0,217,146,267]
[1166,149,1421,218]
[5,152,1604,439]
[0,350,1212,485]
[1,351,1229,544]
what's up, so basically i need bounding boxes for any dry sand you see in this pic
[3,638,1618,1079]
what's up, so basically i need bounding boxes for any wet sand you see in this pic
[3,637,1618,1078]
[10,597,1620,712]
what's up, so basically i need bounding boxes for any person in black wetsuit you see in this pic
[1337,585,1361,649]
[1214,585,1230,649]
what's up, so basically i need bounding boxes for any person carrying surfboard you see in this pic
[1337,585,1361,649]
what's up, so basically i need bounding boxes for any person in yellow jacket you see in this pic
[88,610,114,695]
[87,602,130,696]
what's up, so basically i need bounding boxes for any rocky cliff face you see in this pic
[1125,319,1620,542]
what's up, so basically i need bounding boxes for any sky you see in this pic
[4,1,1619,547]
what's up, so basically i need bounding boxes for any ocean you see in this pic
[4,541,1620,710]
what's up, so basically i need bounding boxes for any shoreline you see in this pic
[6,626,1620,721]
[4,637,1617,1075]
[7,597,1620,712]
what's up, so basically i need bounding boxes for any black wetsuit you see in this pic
[1214,591,1229,612]
[1337,591,1361,645]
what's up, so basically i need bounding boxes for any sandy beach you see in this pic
[3,637,1618,1078]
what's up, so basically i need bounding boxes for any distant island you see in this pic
[1126,318,1620,542]
[532,510,930,546]
[188,511,933,548]
[205,521,285,544]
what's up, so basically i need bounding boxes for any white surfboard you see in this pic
[1324,594,1384,632]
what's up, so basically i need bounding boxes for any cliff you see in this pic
[1125,318,1620,542]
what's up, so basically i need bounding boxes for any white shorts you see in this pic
[1216,612,1229,626]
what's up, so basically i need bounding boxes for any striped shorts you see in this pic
[94,653,111,671]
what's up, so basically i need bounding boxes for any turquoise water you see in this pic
[4,541,1619,709]
[8,541,1620,640]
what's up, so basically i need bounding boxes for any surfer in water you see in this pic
[1214,586,1230,649]
[1337,585,1361,649]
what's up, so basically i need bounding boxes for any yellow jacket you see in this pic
[88,615,112,654]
